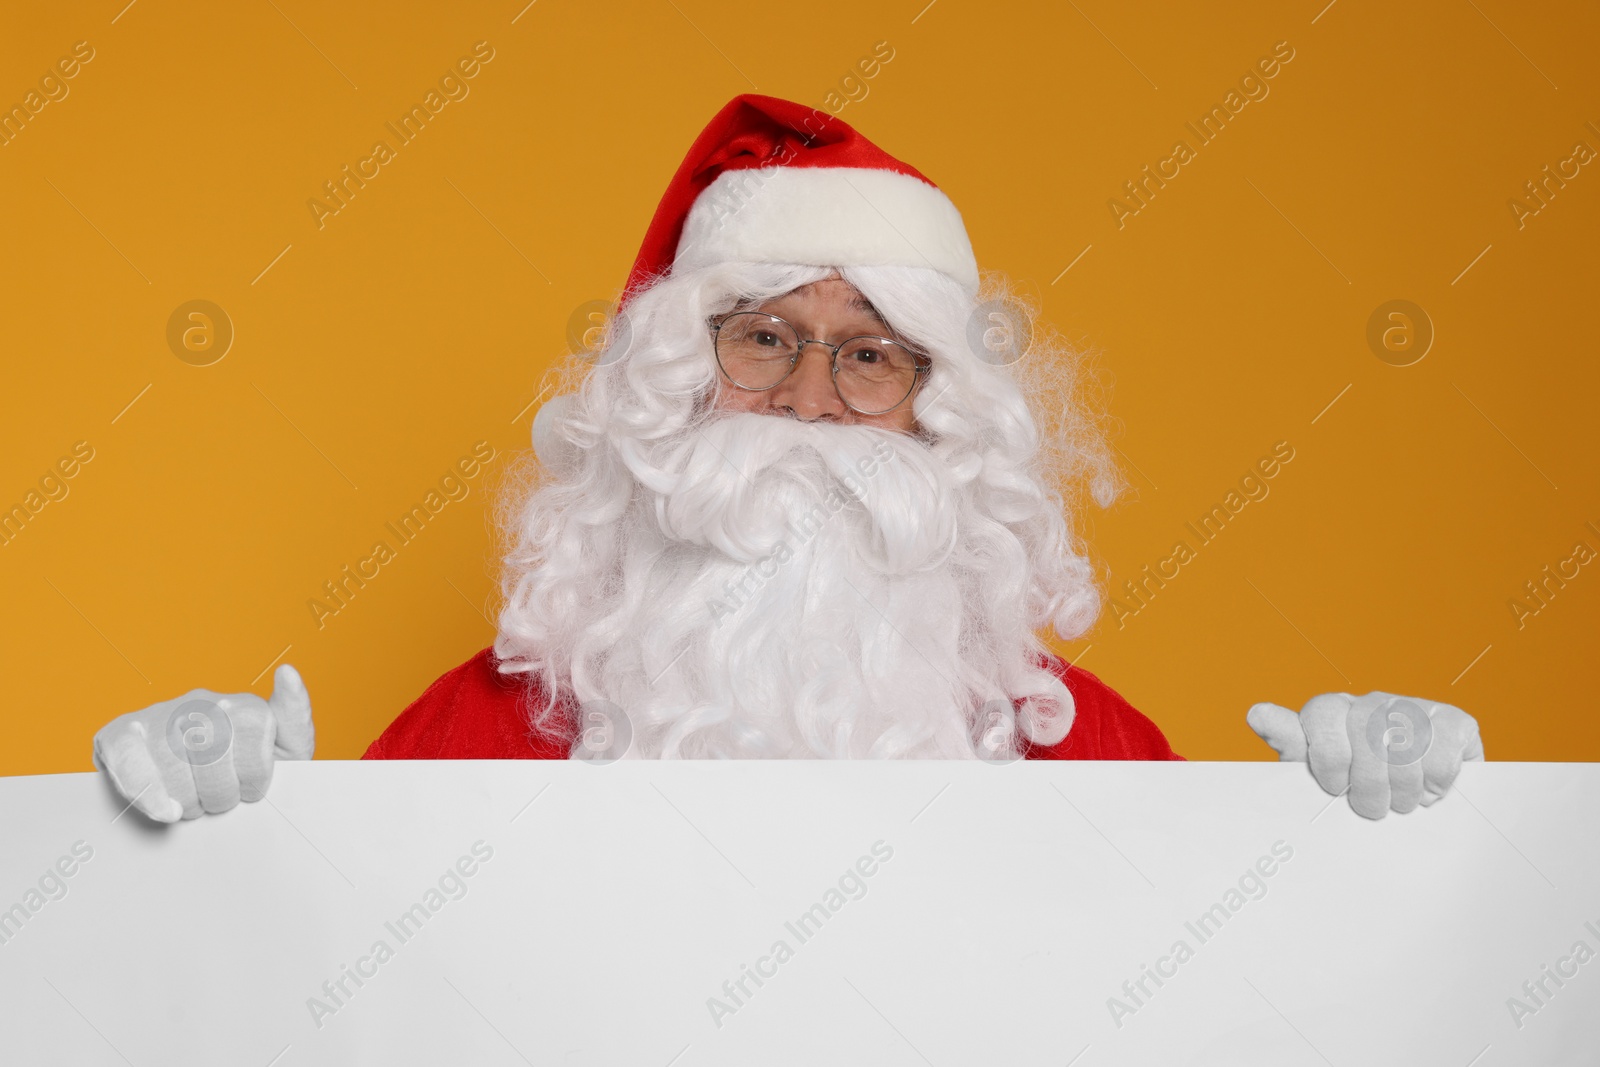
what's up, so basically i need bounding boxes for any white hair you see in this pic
[492,260,1124,758]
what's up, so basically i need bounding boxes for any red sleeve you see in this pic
[362,647,570,760]
[1025,656,1185,761]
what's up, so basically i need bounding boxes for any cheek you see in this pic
[712,379,764,413]
[873,406,917,433]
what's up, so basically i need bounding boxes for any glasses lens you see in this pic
[715,313,798,388]
[835,338,923,414]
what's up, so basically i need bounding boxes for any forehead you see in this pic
[759,284,886,324]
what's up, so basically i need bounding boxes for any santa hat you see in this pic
[619,94,980,307]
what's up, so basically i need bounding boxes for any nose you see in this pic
[767,342,847,421]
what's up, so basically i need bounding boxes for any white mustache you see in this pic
[641,413,959,574]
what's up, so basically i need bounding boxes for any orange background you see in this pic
[1,0,1595,774]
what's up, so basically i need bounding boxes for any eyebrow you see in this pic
[734,291,892,333]
[848,294,883,320]
[846,295,893,333]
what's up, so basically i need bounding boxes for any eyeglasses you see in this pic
[710,311,932,416]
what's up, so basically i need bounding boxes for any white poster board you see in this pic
[0,760,1595,1066]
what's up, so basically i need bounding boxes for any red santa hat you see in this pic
[619,94,980,307]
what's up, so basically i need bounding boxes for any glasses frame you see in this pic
[709,311,933,416]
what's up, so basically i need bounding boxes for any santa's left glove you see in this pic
[92,664,315,823]
[1246,691,1484,820]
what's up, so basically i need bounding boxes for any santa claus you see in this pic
[92,95,1481,822]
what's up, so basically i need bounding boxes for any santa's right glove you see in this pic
[92,664,315,823]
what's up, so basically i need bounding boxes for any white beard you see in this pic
[558,411,1072,760]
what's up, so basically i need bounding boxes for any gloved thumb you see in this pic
[1247,702,1308,761]
[268,664,315,760]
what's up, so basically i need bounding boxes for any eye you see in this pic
[752,329,784,347]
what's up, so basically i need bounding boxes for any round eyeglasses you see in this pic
[710,311,932,416]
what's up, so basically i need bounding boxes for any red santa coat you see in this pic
[363,648,1184,761]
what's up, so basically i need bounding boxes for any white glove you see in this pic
[92,664,315,823]
[1246,691,1484,820]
